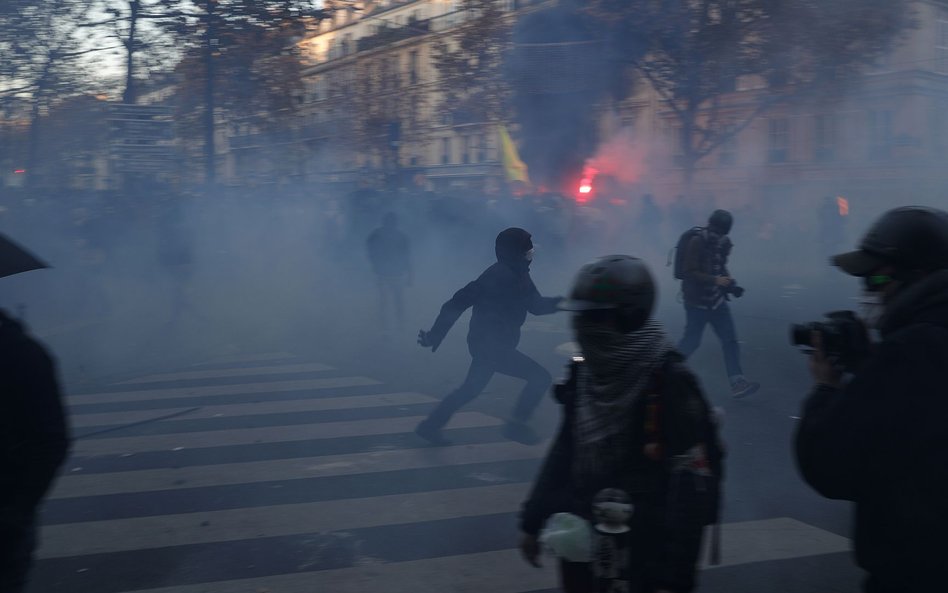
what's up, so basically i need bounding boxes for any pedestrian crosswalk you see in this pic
[31,353,852,593]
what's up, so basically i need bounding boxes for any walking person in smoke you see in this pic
[416,227,563,446]
[675,209,759,398]
[366,212,412,334]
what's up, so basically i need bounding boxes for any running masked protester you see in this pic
[416,227,562,446]
[795,206,948,593]
[0,310,70,593]
[675,209,759,398]
[519,256,722,593]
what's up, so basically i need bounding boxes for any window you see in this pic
[462,135,471,164]
[408,50,419,85]
[938,20,948,74]
[768,118,789,163]
[868,110,894,159]
[477,134,487,162]
[814,114,836,161]
[441,137,451,164]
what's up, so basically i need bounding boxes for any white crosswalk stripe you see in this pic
[42,356,853,593]
[114,362,335,385]
[69,391,436,428]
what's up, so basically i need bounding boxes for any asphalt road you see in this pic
[20,265,874,593]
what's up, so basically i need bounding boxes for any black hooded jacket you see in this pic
[0,311,70,521]
[795,270,948,590]
[426,228,560,356]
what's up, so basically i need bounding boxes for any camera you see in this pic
[790,310,872,372]
[727,284,745,298]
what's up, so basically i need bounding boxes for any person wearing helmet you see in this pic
[518,255,721,593]
[416,227,562,445]
[676,209,759,398]
[795,206,948,593]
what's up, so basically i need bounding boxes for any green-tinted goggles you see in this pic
[865,274,893,289]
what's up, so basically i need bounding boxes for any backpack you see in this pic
[669,226,706,280]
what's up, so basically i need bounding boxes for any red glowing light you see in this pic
[579,184,592,194]
[13,169,25,174]
[837,196,849,217]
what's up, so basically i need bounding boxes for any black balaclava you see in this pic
[708,209,733,235]
[495,227,533,272]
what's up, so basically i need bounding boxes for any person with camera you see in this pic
[795,206,948,593]
[675,209,759,398]
[518,255,722,593]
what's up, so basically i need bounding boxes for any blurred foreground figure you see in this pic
[416,227,561,445]
[519,256,721,593]
[366,212,412,333]
[795,206,948,593]
[674,209,759,398]
[0,319,69,592]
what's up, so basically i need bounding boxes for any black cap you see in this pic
[833,206,948,276]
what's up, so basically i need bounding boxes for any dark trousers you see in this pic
[0,519,35,593]
[376,275,406,332]
[677,303,744,379]
[423,349,552,429]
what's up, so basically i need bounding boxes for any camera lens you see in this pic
[790,323,814,347]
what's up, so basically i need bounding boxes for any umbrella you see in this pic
[0,233,48,279]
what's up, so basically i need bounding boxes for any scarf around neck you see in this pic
[572,318,673,480]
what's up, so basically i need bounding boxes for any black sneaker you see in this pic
[414,420,451,446]
[731,378,760,399]
[502,421,541,445]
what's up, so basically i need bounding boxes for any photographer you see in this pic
[676,209,759,398]
[795,206,948,593]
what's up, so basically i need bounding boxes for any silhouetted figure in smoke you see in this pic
[416,228,563,445]
[0,310,69,592]
[156,196,195,324]
[638,194,664,258]
[366,212,412,334]
[677,210,760,398]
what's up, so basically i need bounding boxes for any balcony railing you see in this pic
[357,20,431,53]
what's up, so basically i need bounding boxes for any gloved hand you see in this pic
[729,285,745,298]
[418,329,439,351]
[519,532,542,568]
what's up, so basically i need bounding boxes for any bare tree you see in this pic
[0,0,104,187]
[590,0,915,188]
[432,0,512,125]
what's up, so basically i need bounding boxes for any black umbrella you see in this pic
[0,233,48,279]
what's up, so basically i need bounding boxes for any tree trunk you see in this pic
[203,0,216,184]
[122,0,140,104]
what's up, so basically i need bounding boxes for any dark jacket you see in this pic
[366,225,411,278]
[426,260,559,357]
[0,311,70,521]
[795,270,948,591]
[680,231,731,308]
[520,352,714,593]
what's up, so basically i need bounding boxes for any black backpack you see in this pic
[669,226,706,280]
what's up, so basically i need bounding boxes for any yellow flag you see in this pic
[498,125,530,184]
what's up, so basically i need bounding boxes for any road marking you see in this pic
[114,362,335,385]
[71,412,502,457]
[67,376,381,405]
[77,518,850,593]
[194,352,298,366]
[38,483,532,558]
[52,440,546,498]
[68,392,437,428]
[705,517,850,568]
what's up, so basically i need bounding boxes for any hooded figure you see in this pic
[417,227,562,445]
[0,310,70,592]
